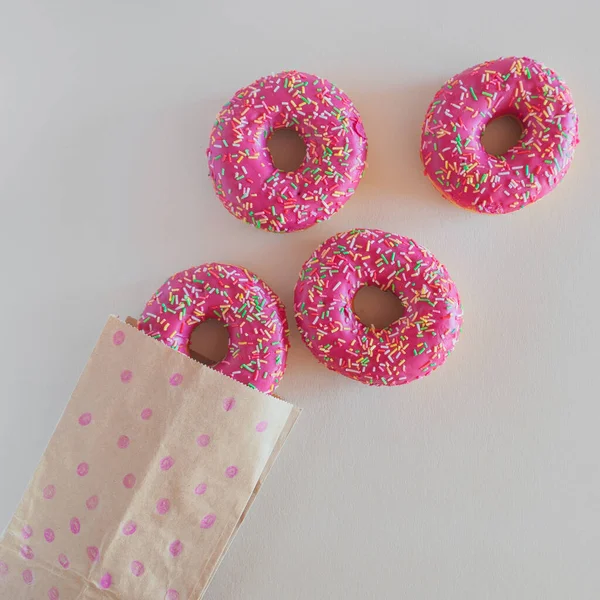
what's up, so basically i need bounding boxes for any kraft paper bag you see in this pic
[0,316,300,599]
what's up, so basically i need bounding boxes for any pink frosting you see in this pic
[208,70,367,232]
[294,229,462,386]
[421,56,579,214]
[139,263,289,393]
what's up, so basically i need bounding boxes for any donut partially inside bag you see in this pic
[139,263,290,393]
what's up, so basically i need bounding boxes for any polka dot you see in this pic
[70,517,81,535]
[100,572,112,589]
[86,495,99,510]
[21,525,33,540]
[130,560,145,577]
[194,483,207,496]
[0,561,8,577]
[256,421,269,432]
[113,330,125,346]
[160,456,174,471]
[78,413,92,426]
[123,473,136,489]
[120,369,133,383]
[76,462,89,477]
[156,498,171,515]
[20,545,34,560]
[196,434,210,447]
[122,521,137,536]
[43,484,56,500]
[223,397,236,412]
[200,513,216,529]
[44,528,55,543]
[22,569,34,585]
[168,540,183,557]
[165,590,180,600]
[117,435,130,449]
[169,373,183,386]
[140,408,153,420]
[87,546,99,562]
[58,554,70,569]
[225,465,238,478]
[48,587,60,600]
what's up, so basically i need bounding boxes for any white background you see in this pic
[1,2,598,599]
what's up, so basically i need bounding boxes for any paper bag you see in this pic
[0,316,300,599]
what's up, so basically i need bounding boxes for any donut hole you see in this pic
[352,285,406,330]
[481,115,524,157]
[266,128,307,172]
[188,319,229,366]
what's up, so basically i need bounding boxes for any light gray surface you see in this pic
[0,2,598,599]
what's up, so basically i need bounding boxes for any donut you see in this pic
[207,70,367,233]
[139,263,289,393]
[420,56,579,214]
[294,229,462,386]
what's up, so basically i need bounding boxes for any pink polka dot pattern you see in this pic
[160,456,174,471]
[87,546,100,562]
[122,521,137,536]
[48,587,60,600]
[43,484,56,500]
[120,369,133,383]
[78,412,92,426]
[100,572,112,589]
[22,569,34,585]
[76,462,89,477]
[223,397,236,412]
[2,319,294,599]
[70,517,81,535]
[200,514,216,529]
[168,540,183,557]
[123,473,136,489]
[169,373,183,386]
[196,434,210,447]
[256,421,268,432]
[130,560,145,577]
[117,435,130,449]
[156,498,171,515]
[86,495,99,510]
[113,330,125,346]
[22,524,33,539]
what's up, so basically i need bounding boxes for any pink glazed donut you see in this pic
[139,263,289,393]
[420,56,579,214]
[207,70,367,232]
[294,229,462,386]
